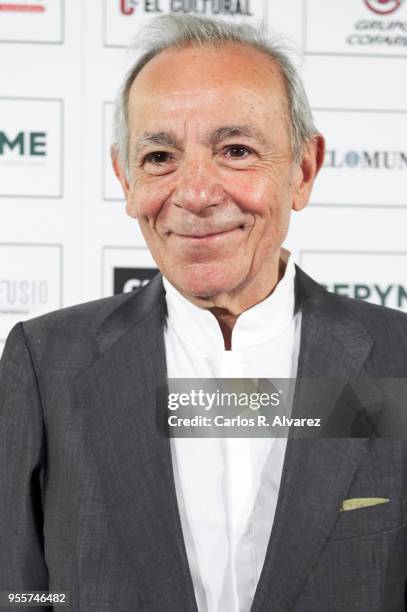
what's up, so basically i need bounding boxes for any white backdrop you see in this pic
[1,0,407,355]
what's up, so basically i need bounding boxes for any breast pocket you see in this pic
[328,496,406,541]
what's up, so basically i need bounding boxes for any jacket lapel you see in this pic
[74,275,198,611]
[251,267,375,612]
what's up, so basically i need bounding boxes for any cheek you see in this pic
[227,172,293,252]
[225,172,284,217]
[127,180,172,222]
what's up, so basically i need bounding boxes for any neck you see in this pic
[208,308,237,351]
[192,253,287,350]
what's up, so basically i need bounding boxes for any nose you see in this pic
[171,155,225,213]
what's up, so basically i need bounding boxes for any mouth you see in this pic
[171,226,245,242]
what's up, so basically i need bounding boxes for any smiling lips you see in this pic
[171,226,244,240]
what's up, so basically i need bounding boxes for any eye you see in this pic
[144,151,174,165]
[222,145,254,159]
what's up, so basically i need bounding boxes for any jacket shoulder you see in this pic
[313,285,407,376]
[296,265,407,375]
[297,265,407,335]
[324,289,407,335]
[14,292,136,374]
[22,291,133,343]
[8,273,164,375]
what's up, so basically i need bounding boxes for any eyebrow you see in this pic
[207,125,268,146]
[133,132,182,157]
[133,124,268,158]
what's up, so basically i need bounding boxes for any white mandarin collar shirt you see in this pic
[163,253,296,354]
[163,251,301,612]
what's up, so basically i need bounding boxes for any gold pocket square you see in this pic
[340,497,390,512]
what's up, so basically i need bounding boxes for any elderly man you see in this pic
[1,13,407,612]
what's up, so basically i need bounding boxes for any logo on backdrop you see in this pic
[105,0,265,47]
[324,149,407,170]
[120,0,137,13]
[311,109,407,207]
[102,247,157,297]
[305,0,407,56]
[0,0,63,44]
[0,98,62,198]
[114,267,157,294]
[321,282,407,309]
[0,131,47,157]
[349,0,407,49]
[364,0,401,15]
[0,244,62,342]
[119,0,254,16]
[0,279,49,312]
[0,3,46,12]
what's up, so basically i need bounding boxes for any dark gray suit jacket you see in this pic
[1,266,407,611]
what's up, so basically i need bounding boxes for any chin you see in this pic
[169,264,245,299]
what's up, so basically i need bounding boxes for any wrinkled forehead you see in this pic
[126,42,290,137]
[128,43,288,108]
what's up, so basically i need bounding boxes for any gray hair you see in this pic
[112,14,317,173]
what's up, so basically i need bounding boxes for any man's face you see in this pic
[114,43,320,300]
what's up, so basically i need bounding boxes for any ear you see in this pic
[111,145,138,218]
[292,134,325,212]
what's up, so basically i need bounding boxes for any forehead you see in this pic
[127,43,289,134]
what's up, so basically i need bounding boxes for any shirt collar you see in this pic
[163,250,297,353]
